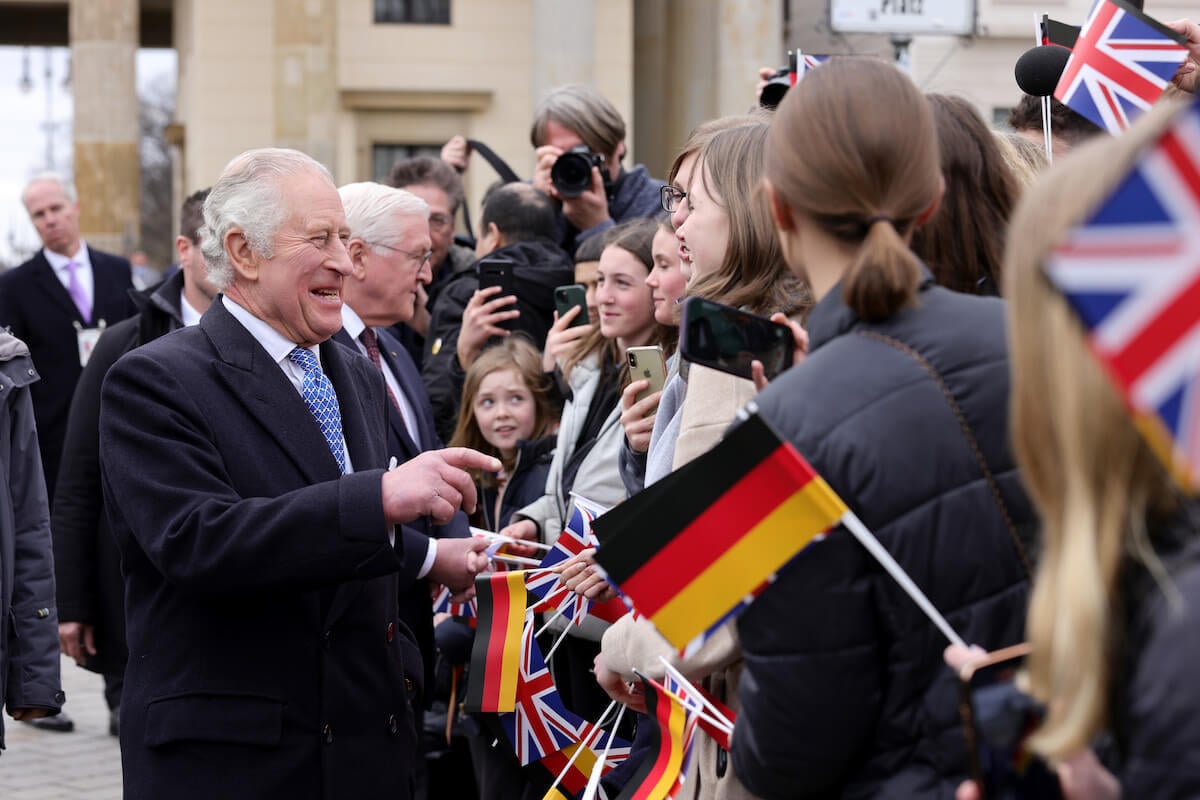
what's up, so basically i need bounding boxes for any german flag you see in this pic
[1041,14,1080,48]
[615,678,698,800]
[464,571,528,713]
[540,741,601,800]
[593,412,848,651]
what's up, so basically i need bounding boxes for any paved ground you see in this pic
[0,656,122,798]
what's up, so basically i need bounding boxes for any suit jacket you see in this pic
[333,325,468,698]
[0,247,135,503]
[99,299,421,800]
[51,272,188,677]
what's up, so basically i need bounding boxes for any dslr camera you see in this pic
[551,145,605,198]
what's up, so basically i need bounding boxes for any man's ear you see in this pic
[174,235,191,266]
[763,178,796,232]
[225,228,259,282]
[916,174,946,228]
[485,222,503,251]
[347,239,369,280]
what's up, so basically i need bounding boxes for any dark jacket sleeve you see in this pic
[617,435,646,499]
[99,350,401,595]
[733,529,884,799]
[51,322,136,623]
[6,381,64,713]
[421,282,471,445]
[1119,566,1200,797]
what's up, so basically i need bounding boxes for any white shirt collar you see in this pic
[340,304,366,341]
[221,294,317,366]
[44,242,90,272]
[180,290,204,327]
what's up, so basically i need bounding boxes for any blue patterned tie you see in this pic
[287,347,347,474]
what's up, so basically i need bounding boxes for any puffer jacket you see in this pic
[1110,504,1200,797]
[733,272,1035,799]
[0,331,64,750]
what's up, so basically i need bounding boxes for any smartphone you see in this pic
[627,346,667,403]
[554,284,589,327]
[477,258,516,330]
[958,643,1062,800]
[678,297,794,382]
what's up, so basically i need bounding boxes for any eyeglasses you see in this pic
[428,213,453,233]
[368,242,434,268]
[660,185,687,214]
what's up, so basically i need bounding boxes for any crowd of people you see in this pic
[3,19,1200,799]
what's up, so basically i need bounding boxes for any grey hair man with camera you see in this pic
[442,84,665,254]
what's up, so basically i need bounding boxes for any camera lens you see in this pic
[629,353,638,367]
[551,151,595,198]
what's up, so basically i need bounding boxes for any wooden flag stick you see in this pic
[840,511,967,649]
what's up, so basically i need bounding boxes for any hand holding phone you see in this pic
[554,284,590,328]
[477,258,517,331]
[679,297,794,382]
[626,346,666,403]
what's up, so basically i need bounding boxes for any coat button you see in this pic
[386,622,394,642]
[322,630,332,650]
[404,678,414,697]
[322,723,333,745]
[387,714,398,735]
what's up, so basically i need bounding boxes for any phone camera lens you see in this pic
[629,353,638,367]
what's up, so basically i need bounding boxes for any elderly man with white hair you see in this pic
[98,148,499,800]
[333,181,484,704]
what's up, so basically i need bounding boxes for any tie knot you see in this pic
[288,346,320,373]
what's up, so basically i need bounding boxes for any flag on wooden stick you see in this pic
[592,413,849,651]
[464,571,528,713]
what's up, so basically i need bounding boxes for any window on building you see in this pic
[374,0,450,24]
[371,143,444,182]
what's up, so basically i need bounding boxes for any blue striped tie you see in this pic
[288,347,347,474]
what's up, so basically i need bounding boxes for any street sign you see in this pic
[829,0,977,37]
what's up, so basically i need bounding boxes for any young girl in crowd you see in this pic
[589,118,809,800]
[449,336,560,532]
[727,57,1035,799]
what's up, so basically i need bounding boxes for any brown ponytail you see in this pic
[843,217,922,322]
[765,58,940,323]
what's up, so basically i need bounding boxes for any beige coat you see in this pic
[601,364,759,800]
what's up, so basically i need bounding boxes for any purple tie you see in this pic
[65,260,91,322]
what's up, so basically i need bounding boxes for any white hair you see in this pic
[337,182,430,251]
[199,148,334,291]
[22,172,77,206]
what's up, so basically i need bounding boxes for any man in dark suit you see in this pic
[0,174,136,509]
[335,181,483,707]
[98,148,498,800]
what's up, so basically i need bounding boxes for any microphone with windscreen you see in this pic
[1014,45,1072,97]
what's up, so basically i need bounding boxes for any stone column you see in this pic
[715,0,783,116]
[274,0,339,171]
[531,0,595,105]
[70,0,140,255]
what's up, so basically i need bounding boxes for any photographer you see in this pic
[441,84,665,254]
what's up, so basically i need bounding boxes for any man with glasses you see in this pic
[334,181,480,720]
[386,157,477,368]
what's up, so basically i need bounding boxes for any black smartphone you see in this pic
[554,284,589,327]
[958,644,1062,800]
[678,297,793,382]
[477,257,516,330]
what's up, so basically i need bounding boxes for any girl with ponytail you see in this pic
[731,58,1037,799]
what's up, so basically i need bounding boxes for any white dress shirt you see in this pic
[222,295,354,473]
[339,304,437,578]
[180,291,204,328]
[44,243,94,316]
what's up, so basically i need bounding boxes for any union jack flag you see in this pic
[498,616,587,764]
[576,720,633,773]
[661,670,734,752]
[1044,98,1200,490]
[432,585,477,621]
[526,500,605,624]
[1054,0,1187,135]
[800,54,829,72]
